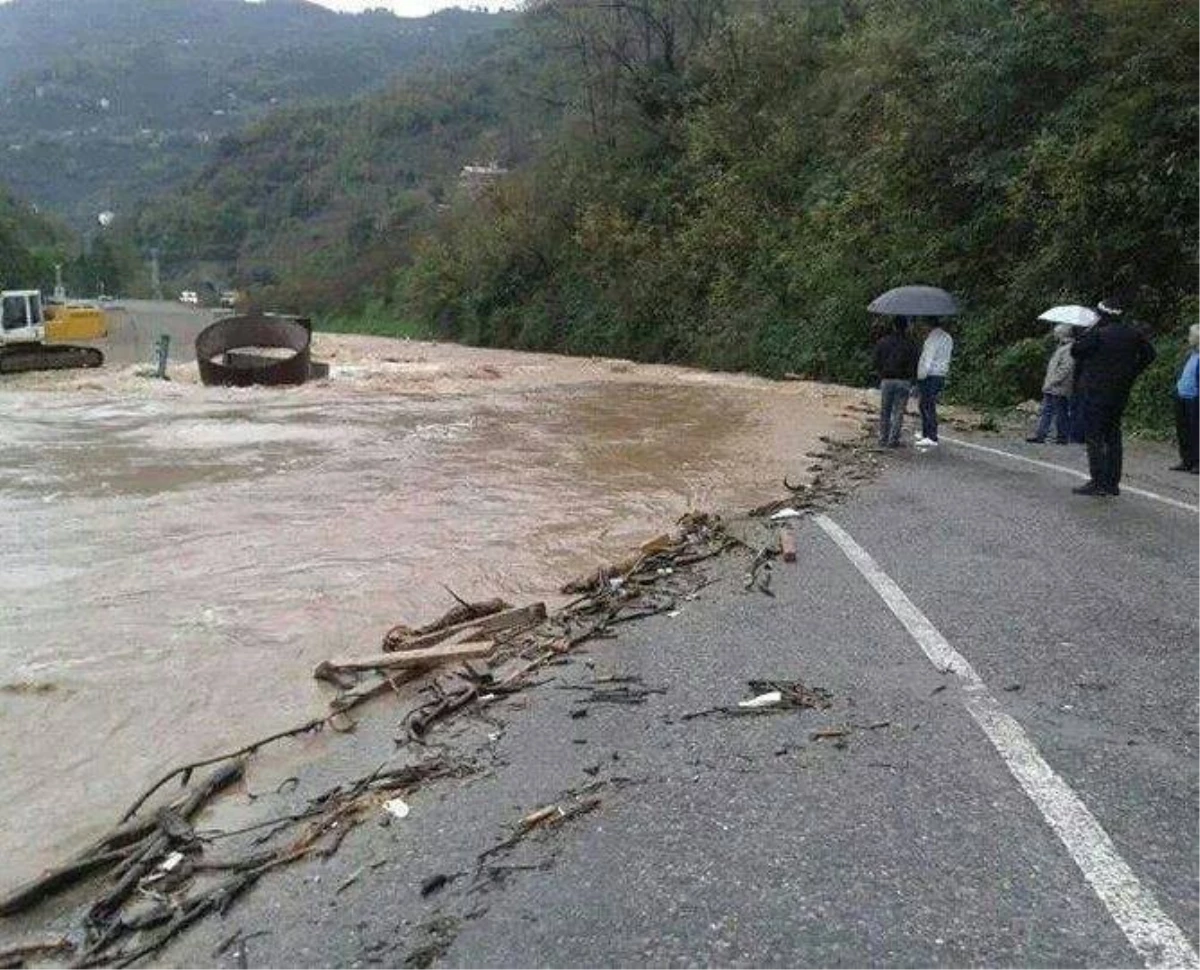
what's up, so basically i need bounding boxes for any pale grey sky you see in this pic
[310,0,518,14]
[0,0,520,22]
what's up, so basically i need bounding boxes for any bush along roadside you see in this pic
[392,0,1194,435]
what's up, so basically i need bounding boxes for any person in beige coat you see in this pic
[1027,323,1076,444]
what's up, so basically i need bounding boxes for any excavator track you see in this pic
[0,344,104,374]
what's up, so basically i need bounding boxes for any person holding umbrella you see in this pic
[1170,323,1199,473]
[1026,306,1096,445]
[1069,295,1156,496]
[867,286,959,449]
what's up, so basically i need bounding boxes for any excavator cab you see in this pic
[0,289,103,373]
[0,290,46,344]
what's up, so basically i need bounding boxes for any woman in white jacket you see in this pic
[1026,324,1075,444]
[915,322,953,447]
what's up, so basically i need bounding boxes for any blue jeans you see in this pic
[1032,393,1070,442]
[917,376,945,440]
[879,379,911,445]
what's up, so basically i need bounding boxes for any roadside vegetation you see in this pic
[396,0,1196,431]
[316,299,432,341]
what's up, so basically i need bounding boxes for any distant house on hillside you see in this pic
[459,162,507,198]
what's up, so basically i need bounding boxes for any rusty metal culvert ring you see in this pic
[195,314,312,387]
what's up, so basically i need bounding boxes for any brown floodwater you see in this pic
[0,334,863,887]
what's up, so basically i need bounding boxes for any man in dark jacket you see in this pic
[873,316,920,447]
[1069,297,1156,496]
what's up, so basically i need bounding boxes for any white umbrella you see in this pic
[1037,305,1098,328]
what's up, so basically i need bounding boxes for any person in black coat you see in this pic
[1069,297,1156,496]
[873,316,920,447]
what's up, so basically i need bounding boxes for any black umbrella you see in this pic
[867,285,959,317]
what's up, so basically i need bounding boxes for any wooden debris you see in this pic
[519,805,558,829]
[4,509,758,965]
[88,766,243,924]
[561,553,645,594]
[561,682,666,706]
[682,679,831,721]
[383,603,545,654]
[747,680,831,709]
[314,639,495,679]
[478,795,602,862]
[387,596,511,644]
[336,866,365,894]
[403,683,479,740]
[751,427,880,519]
[0,935,71,967]
[71,757,470,967]
[0,851,128,919]
[0,761,244,917]
[638,533,674,555]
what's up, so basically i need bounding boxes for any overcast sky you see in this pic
[309,0,518,14]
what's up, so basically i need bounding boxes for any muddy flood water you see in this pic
[0,333,865,887]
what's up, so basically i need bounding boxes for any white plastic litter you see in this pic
[383,797,410,820]
[737,690,783,709]
[161,851,184,872]
[770,508,803,520]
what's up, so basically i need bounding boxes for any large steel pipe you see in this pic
[195,314,312,387]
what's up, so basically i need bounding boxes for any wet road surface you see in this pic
[144,432,1197,969]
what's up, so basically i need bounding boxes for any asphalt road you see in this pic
[128,427,1199,970]
[94,299,226,366]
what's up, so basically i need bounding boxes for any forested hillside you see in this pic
[124,24,548,311]
[401,0,1196,421]
[0,182,143,296]
[0,188,71,289]
[123,0,1196,424]
[0,0,512,228]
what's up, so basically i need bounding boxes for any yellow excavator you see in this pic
[0,289,106,373]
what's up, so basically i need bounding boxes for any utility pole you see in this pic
[53,263,66,301]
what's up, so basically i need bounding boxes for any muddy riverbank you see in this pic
[0,334,866,890]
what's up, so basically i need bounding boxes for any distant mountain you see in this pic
[124,19,551,306]
[0,0,514,228]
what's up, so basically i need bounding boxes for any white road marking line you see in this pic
[940,436,1198,514]
[814,513,1199,970]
